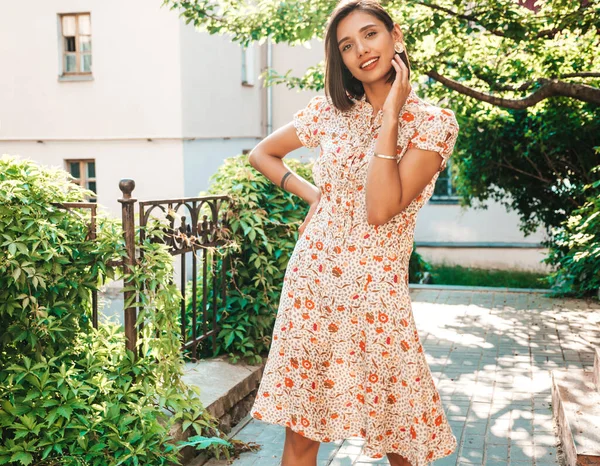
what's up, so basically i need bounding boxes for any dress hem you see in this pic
[249,409,457,466]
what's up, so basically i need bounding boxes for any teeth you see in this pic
[361,58,378,68]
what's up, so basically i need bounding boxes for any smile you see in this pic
[360,57,379,70]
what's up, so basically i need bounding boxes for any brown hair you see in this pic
[324,0,411,112]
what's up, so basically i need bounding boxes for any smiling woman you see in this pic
[248,1,460,465]
[325,3,411,112]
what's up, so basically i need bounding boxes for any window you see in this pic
[66,159,97,202]
[431,160,459,203]
[59,13,92,75]
[241,45,255,86]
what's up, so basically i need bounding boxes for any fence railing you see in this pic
[56,180,232,358]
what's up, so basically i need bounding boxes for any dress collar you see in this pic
[351,87,418,113]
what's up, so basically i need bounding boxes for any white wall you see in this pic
[179,24,264,138]
[271,39,324,132]
[417,247,551,273]
[415,199,547,245]
[182,138,261,197]
[0,0,182,140]
[0,141,184,218]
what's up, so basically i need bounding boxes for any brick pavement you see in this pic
[205,288,600,466]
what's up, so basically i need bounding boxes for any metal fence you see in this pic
[56,179,232,359]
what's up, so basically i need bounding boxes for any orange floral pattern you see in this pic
[250,89,459,465]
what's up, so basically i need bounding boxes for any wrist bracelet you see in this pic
[373,152,398,161]
[280,171,292,189]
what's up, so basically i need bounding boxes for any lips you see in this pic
[360,57,379,71]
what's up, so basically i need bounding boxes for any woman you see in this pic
[248,1,459,465]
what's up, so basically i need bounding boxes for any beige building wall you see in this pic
[179,24,264,138]
[0,1,182,139]
[0,140,185,215]
[0,1,265,217]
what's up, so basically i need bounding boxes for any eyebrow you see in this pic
[337,24,378,47]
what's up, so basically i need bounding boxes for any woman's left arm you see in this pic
[365,55,453,226]
[366,122,445,225]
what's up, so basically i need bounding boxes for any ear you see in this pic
[392,24,403,42]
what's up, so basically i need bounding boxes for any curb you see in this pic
[409,283,552,294]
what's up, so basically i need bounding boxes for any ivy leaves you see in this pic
[0,155,233,465]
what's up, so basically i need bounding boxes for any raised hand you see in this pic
[382,54,411,119]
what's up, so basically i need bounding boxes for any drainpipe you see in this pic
[266,37,273,136]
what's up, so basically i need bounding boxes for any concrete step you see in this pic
[552,368,600,465]
[173,355,265,465]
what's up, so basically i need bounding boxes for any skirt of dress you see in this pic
[250,223,458,465]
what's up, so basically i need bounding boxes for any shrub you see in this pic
[0,155,232,465]
[544,162,600,298]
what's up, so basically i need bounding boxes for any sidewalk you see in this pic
[205,288,600,465]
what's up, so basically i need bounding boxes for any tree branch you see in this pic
[495,159,551,184]
[473,72,600,92]
[426,70,600,108]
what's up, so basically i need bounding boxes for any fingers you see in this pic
[391,58,402,88]
[391,55,407,86]
[395,55,407,84]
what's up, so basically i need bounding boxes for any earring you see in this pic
[394,42,405,54]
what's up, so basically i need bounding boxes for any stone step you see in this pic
[173,355,265,465]
[552,369,600,466]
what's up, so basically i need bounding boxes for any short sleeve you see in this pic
[408,108,459,172]
[292,95,327,149]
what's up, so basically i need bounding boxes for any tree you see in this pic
[163,0,600,234]
[164,0,599,107]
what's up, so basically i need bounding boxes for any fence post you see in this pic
[118,179,137,354]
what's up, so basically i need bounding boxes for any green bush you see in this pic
[544,162,600,298]
[0,155,232,465]
[190,154,430,364]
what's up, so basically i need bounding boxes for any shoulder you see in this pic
[408,96,459,135]
[296,95,338,121]
[304,95,333,111]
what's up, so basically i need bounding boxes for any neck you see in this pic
[363,81,393,114]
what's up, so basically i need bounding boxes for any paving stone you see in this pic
[459,447,485,463]
[485,444,508,461]
[509,443,538,462]
[433,453,458,465]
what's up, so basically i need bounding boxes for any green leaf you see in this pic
[9,452,33,466]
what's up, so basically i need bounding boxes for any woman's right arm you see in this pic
[248,122,321,206]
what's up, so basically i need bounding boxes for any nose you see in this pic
[355,39,369,57]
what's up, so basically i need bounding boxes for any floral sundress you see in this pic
[250,87,460,465]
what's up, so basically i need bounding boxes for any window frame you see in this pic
[241,44,255,87]
[58,12,92,77]
[65,159,97,202]
[430,159,460,204]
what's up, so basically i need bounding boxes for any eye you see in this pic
[366,31,376,38]
[342,43,351,52]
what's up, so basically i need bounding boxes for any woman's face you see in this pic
[336,10,401,85]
